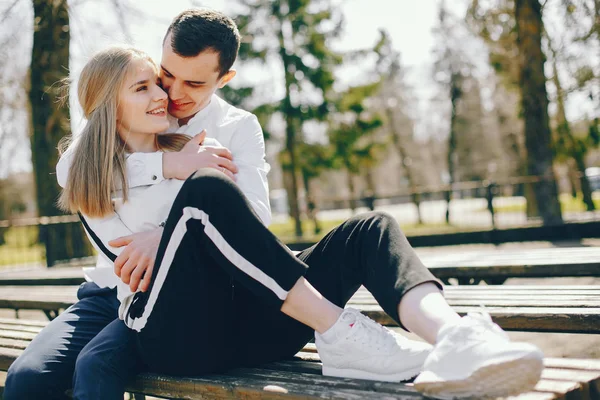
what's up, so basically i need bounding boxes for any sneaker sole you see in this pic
[322,364,423,382]
[413,355,543,399]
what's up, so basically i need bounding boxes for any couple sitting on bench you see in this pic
[5,8,543,400]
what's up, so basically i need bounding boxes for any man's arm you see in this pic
[229,114,272,226]
[80,212,162,293]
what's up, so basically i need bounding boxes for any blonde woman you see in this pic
[8,20,543,400]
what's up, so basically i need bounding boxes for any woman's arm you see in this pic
[56,146,164,189]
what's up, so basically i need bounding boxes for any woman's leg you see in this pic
[234,210,542,397]
[398,282,460,344]
[124,169,345,375]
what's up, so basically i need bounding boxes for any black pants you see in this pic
[125,169,441,376]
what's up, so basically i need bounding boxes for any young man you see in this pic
[6,9,544,400]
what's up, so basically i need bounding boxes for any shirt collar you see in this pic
[168,94,217,132]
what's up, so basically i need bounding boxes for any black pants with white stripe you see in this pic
[126,169,440,375]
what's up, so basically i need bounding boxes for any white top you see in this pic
[56,94,271,312]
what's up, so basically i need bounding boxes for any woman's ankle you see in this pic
[281,277,342,333]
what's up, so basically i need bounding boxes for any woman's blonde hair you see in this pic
[58,46,190,218]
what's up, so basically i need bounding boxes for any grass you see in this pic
[491,194,600,214]
[269,217,466,243]
[0,225,44,267]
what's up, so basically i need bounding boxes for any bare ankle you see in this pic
[281,277,343,333]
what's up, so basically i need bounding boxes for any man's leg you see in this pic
[73,318,142,400]
[4,283,119,400]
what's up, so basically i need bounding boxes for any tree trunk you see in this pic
[276,9,302,237]
[385,107,423,224]
[550,51,595,211]
[566,159,580,198]
[515,0,563,225]
[302,171,321,235]
[446,74,461,224]
[30,0,92,266]
[347,173,357,213]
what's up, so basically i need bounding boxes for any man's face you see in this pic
[160,32,235,125]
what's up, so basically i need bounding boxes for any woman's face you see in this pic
[117,58,169,150]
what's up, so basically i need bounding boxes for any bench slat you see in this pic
[0,321,599,400]
[0,286,598,333]
[1,246,599,286]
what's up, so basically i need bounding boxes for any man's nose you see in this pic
[168,81,184,101]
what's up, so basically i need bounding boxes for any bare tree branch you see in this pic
[110,0,133,43]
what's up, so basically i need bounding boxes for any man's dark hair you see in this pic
[165,9,241,77]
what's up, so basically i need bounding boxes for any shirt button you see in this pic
[151,175,157,180]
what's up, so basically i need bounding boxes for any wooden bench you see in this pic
[418,246,600,285]
[0,285,598,334]
[2,246,599,286]
[0,318,598,399]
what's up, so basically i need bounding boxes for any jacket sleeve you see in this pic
[228,114,272,226]
[56,146,164,189]
[78,212,133,268]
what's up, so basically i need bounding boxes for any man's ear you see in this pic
[218,69,236,88]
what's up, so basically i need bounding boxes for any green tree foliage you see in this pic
[548,39,595,210]
[298,142,332,234]
[234,0,343,237]
[328,82,384,212]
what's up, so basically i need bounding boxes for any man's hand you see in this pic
[163,130,238,181]
[109,228,162,293]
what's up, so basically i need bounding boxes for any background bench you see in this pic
[0,285,597,334]
[1,246,599,287]
[0,318,598,399]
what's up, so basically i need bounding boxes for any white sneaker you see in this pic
[414,312,544,399]
[315,308,432,382]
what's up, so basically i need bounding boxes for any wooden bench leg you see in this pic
[130,393,146,400]
[456,277,482,285]
[484,277,508,285]
[43,310,60,321]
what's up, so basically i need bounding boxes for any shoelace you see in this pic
[349,312,398,352]
[465,311,509,341]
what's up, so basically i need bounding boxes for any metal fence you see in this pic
[0,215,93,268]
[314,175,600,233]
[1,175,599,268]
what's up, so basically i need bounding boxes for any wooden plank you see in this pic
[0,247,598,286]
[356,304,600,334]
[0,286,598,333]
[0,329,599,400]
[350,298,600,308]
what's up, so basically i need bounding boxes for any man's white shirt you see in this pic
[55,94,271,316]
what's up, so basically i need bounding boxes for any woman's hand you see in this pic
[163,130,238,181]
[109,228,162,293]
